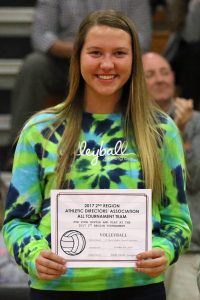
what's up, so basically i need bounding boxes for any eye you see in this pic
[89,51,101,57]
[161,69,170,76]
[115,51,127,57]
[144,71,154,79]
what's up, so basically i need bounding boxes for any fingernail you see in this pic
[136,261,141,266]
[135,267,139,272]
[62,259,67,264]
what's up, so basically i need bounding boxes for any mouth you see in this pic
[96,75,116,80]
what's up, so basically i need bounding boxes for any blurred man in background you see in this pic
[142,52,200,300]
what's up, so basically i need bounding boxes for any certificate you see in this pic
[51,189,152,268]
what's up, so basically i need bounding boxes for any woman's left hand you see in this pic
[135,248,168,277]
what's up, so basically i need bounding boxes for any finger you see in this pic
[175,103,187,116]
[38,272,62,281]
[175,98,193,111]
[36,256,67,273]
[41,250,66,265]
[36,264,66,276]
[36,251,67,273]
[185,98,193,108]
[135,264,166,277]
[175,97,193,106]
[175,98,185,109]
[137,248,165,260]
[136,256,166,269]
[174,110,182,121]
[189,100,193,109]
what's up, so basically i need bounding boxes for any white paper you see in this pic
[51,189,152,268]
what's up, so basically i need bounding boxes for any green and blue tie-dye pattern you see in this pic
[70,112,141,190]
[3,111,192,291]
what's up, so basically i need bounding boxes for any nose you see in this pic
[154,72,164,82]
[100,55,114,70]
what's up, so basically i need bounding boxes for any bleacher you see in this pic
[0,1,36,148]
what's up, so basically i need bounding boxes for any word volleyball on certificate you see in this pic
[51,189,152,268]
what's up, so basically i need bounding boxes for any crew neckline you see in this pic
[83,111,122,120]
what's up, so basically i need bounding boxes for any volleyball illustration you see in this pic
[60,230,86,256]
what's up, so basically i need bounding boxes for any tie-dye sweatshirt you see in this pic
[3,110,192,291]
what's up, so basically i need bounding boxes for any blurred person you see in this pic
[9,0,152,147]
[149,0,167,15]
[164,0,200,110]
[0,178,28,298]
[142,51,200,300]
[197,263,200,293]
[2,10,191,300]
[0,232,28,287]
[0,177,7,229]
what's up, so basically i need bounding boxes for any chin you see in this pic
[155,97,170,103]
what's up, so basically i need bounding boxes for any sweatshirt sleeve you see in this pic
[31,0,59,52]
[152,118,192,265]
[2,122,51,277]
[184,112,200,193]
[126,0,152,53]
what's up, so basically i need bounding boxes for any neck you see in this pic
[156,98,173,114]
[84,91,121,114]
[84,101,121,114]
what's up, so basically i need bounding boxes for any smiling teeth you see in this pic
[98,75,115,80]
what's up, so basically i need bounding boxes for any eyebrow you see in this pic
[145,67,171,73]
[160,67,171,72]
[85,46,131,51]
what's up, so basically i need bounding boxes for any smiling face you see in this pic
[80,25,133,113]
[142,53,175,112]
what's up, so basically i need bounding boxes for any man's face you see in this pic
[142,53,175,105]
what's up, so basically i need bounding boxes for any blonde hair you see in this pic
[44,10,164,200]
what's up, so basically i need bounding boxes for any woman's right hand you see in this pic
[35,250,67,280]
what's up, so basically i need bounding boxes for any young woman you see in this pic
[3,10,192,300]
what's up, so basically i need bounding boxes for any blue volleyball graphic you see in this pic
[60,230,86,256]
